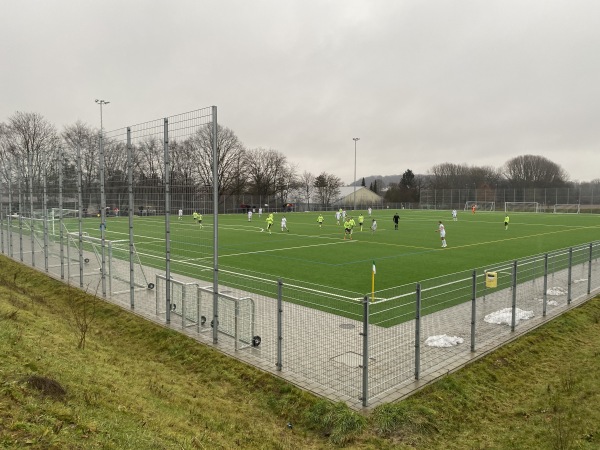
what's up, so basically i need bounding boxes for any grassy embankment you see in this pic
[1,254,599,449]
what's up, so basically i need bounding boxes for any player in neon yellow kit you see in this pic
[265,213,274,234]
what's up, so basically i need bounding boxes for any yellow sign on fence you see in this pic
[485,271,498,288]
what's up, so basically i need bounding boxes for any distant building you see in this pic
[334,186,383,209]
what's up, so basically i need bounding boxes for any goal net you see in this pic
[465,201,495,211]
[66,232,153,296]
[505,202,540,213]
[155,276,260,349]
[155,275,201,329]
[553,204,580,214]
[51,208,80,220]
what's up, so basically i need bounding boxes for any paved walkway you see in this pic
[3,231,599,411]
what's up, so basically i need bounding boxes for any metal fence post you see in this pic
[277,279,283,372]
[28,151,35,268]
[588,243,593,295]
[415,283,421,380]
[164,118,171,324]
[76,145,84,288]
[43,168,48,272]
[567,248,572,305]
[212,106,219,345]
[99,134,107,297]
[470,270,476,352]
[19,167,24,262]
[361,295,369,407]
[7,160,13,258]
[543,253,548,317]
[58,144,65,280]
[127,127,135,310]
[511,260,517,332]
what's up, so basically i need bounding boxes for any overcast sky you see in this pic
[2,0,599,183]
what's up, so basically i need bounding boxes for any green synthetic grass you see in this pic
[50,210,600,327]
[62,210,600,293]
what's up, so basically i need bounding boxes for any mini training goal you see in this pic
[155,275,261,349]
[465,201,495,211]
[505,202,540,213]
[66,232,153,296]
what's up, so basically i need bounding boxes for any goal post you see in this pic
[465,201,495,211]
[553,204,580,214]
[505,202,540,213]
[66,232,153,296]
[155,274,201,329]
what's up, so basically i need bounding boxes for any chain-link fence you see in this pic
[1,108,599,410]
[418,186,600,213]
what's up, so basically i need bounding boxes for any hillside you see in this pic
[1,254,599,449]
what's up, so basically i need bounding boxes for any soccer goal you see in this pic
[17,215,56,264]
[155,274,202,329]
[465,201,495,211]
[200,286,260,349]
[553,204,580,214]
[66,232,153,296]
[50,208,80,221]
[505,202,540,213]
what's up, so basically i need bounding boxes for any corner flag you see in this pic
[371,261,376,302]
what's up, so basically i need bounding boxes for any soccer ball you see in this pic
[260,228,264,232]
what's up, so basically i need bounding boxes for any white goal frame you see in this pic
[66,232,152,296]
[553,204,580,214]
[465,201,495,211]
[505,202,540,213]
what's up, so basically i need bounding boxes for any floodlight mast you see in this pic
[95,99,110,134]
[95,98,110,297]
[353,137,360,211]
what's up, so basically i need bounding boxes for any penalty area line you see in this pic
[219,240,354,259]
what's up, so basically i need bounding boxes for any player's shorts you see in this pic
[504,221,508,226]
[345,228,351,233]
[440,231,446,238]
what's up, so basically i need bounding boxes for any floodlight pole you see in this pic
[95,99,110,297]
[95,99,110,134]
[353,137,360,211]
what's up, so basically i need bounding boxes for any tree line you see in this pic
[0,112,344,208]
[2,111,595,209]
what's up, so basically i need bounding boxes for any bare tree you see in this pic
[2,112,59,193]
[134,135,164,183]
[429,163,469,189]
[62,121,100,209]
[468,165,502,188]
[298,171,316,207]
[244,147,296,206]
[314,172,342,206]
[504,155,569,187]
[189,123,245,196]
